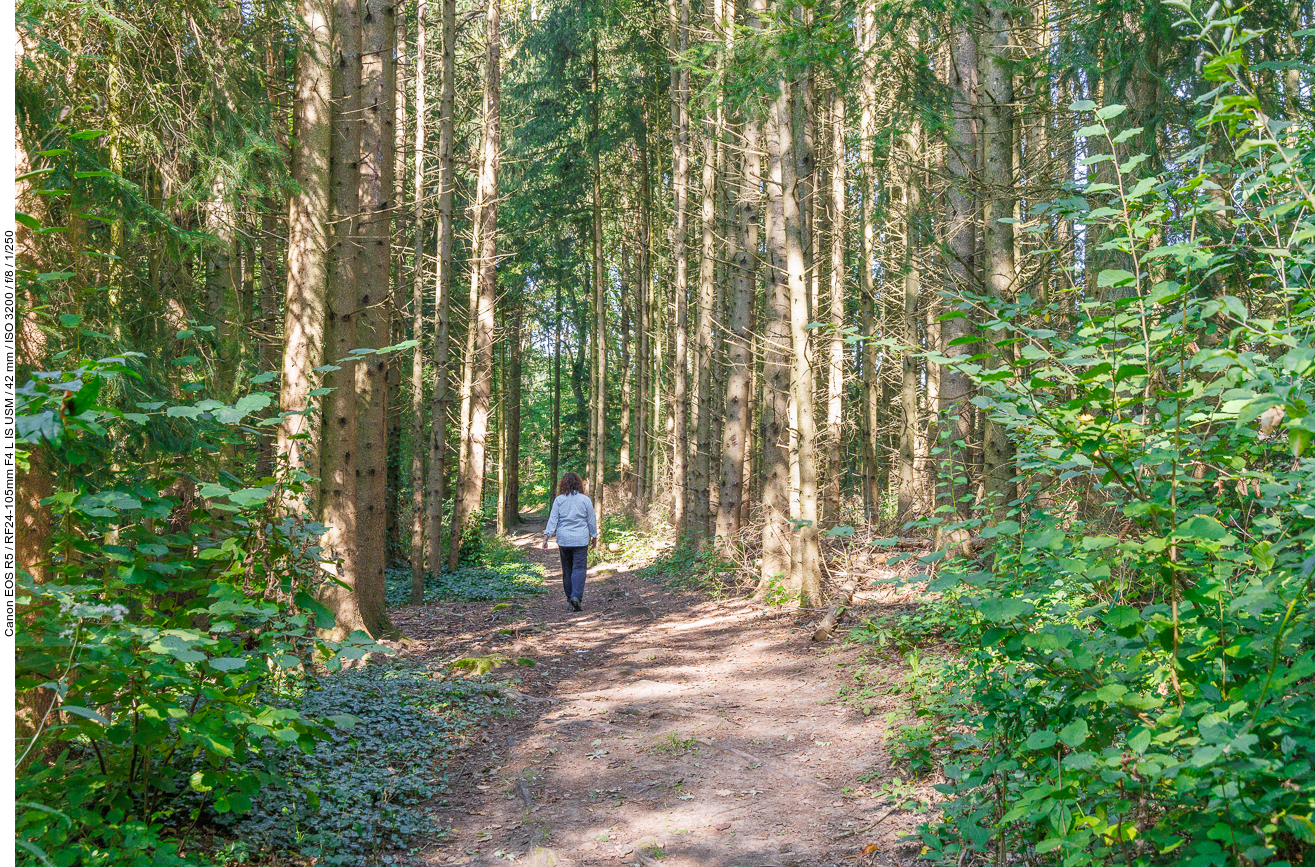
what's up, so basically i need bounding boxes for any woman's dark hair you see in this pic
[557,472,584,496]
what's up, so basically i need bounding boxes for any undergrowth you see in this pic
[385,563,545,606]
[637,539,744,596]
[589,512,664,565]
[210,665,509,865]
[385,534,545,606]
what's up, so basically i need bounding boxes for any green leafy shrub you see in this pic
[917,11,1315,866]
[15,356,370,866]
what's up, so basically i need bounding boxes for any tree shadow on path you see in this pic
[388,518,927,867]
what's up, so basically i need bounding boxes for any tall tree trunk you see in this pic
[409,0,429,602]
[669,0,690,536]
[780,71,820,605]
[319,0,369,637]
[496,340,507,535]
[857,0,880,524]
[551,282,562,491]
[353,0,396,635]
[760,9,792,591]
[258,13,287,478]
[279,0,330,510]
[387,21,407,566]
[206,176,242,399]
[590,37,607,520]
[620,243,633,487]
[937,20,980,553]
[447,0,501,569]
[822,86,845,527]
[693,0,723,542]
[425,0,457,572]
[896,117,922,525]
[980,0,1016,521]
[635,124,653,504]
[503,303,523,527]
[718,73,756,544]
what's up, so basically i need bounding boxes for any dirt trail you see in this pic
[390,520,925,867]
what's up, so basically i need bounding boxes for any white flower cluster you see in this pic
[60,601,129,623]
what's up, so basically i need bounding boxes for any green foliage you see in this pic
[590,512,662,564]
[385,525,545,607]
[14,355,374,866]
[454,509,491,566]
[209,666,508,866]
[916,11,1315,866]
[385,562,546,607]
[638,539,743,596]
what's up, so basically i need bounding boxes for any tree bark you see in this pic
[937,20,981,554]
[896,117,922,526]
[425,0,457,572]
[980,0,1017,521]
[668,0,690,537]
[447,0,501,570]
[590,36,607,521]
[409,0,429,602]
[551,282,562,491]
[620,242,633,487]
[780,71,821,606]
[822,86,845,528]
[717,24,755,545]
[857,0,880,525]
[354,0,396,634]
[503,302,523,528]
[635,121,653,505]
[760,8,792,591]
[319,0,369,637]
[693,0,723,541]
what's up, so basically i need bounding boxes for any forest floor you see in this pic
[387,518,938,867]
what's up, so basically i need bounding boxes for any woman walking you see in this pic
[542,472,599,611]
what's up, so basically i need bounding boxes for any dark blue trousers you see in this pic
[558,545,588,601]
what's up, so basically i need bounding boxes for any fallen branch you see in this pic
[812,571,863,642]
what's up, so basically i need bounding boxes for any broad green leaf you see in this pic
[1178,514,1228,542]
[1105,606,1141,630]
[1024,729,1058,750]
[228,487,272,508]
[980,598,1033,622]
[61,705,110,726]
[1059,719,1089,747]
[1097,269,1136,288]
[1221,295,1248,319]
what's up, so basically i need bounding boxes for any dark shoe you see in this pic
[569,597,582,611]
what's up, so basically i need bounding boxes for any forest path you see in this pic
[390,519,924,867]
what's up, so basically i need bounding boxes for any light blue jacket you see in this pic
[544,493,598,548]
